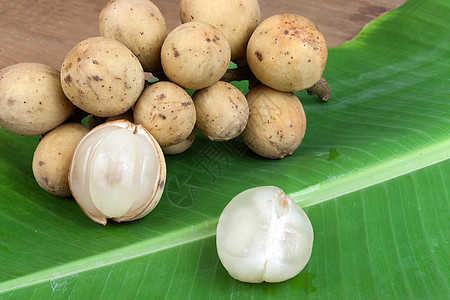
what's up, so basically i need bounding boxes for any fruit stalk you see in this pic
[306,77,331,102]
[221,66,331,102]
[220,64,255,83]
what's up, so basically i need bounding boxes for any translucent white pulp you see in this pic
[216,186,313,283]
[69,121,165,225]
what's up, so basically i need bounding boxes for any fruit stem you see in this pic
[86,115,107,130]
[306,77,331,102]
[153,66,331,102]
[220,65,255,83]
[67,107,89,124]
[151,69,169,82]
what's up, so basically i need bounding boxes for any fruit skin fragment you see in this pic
[216,186,314,283]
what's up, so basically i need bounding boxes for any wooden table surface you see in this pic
[0,0,404,71]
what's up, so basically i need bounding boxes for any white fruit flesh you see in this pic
[216,186,313,283]
[69,120,166,225]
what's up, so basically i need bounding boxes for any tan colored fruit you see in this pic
[98,0,167,73]
[69,120,166,225]
[32,123,89,197]
[0,63,74,136]
[161,128,196,155]
[242,85,306,159]
[161,21,231,90]
[134,81,196,147]
[247,14,327,92]
[60,36,145,117]
[193,81,249,141]
[180,0,260,61]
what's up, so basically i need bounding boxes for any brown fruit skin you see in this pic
[242,85,306,159]
[180,0,261,62]
[32,123,89,197]
[60,37,145,118]
[193,81,249,141]
[134,81,196,147]
[161,21,231,90]
[98,0,167,73]
[0,63,74,136]
[247,14,328,92]
[161,128,196,155]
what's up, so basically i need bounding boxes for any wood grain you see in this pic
[0,0,404,70]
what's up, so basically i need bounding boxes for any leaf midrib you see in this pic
[291,138,450,206]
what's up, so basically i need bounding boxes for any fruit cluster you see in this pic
[0,0,329,218]
[1,1,321,282]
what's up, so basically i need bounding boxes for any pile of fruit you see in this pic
[0,0,328,224]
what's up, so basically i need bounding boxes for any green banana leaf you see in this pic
[1,0,449,298]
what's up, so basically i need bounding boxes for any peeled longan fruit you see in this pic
[60,37,145,118]
[98,0,166,73]
[247,14,328,92]
[193,81,249,141]
[217,186,313,283]
[242,85,306,159]
[68,120,166,225]
[180,0,260,62]
[161,21,231,90]
[134,81,196,147]
[32,123,89,197]
[0,63,74,136]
